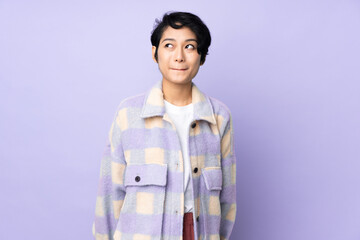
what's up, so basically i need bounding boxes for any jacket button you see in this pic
[196,216,199,222]
[191,122,196,128]
[193,167,198,173]
[135,176,141,182]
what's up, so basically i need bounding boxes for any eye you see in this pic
[186,44,196,49]
[165,43,173,48]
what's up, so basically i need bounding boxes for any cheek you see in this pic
[191,54,201,65]
[157,61,169,75]
[157,54,170,66]
[191,57,201,69]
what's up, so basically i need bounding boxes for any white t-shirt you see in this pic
[164,99,194,213]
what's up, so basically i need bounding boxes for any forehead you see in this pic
[160,26,197,41]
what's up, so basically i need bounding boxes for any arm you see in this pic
[92,108,127,240]
[219,112,237,240]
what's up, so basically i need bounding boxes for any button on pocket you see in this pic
[124,163,167,187]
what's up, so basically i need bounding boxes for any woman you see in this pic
[93,11,237,240]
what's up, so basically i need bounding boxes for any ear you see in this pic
[152,46,157,63]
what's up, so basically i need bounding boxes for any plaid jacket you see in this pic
[92,80,237,240]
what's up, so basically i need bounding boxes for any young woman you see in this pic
[93,11,237,240]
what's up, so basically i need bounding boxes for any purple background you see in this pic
[1,1,359,239]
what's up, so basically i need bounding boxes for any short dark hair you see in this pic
[151,11,211,65]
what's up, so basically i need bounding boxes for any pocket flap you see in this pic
[124,163,167,187]
[202,167,223,190]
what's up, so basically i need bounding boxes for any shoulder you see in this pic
[208,96,232,121]
[105,92,148,140]
[109,92,147,128]
[115,92,147,112]
[206,95,234,137]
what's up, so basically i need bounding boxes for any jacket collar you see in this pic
[140,80,216,125]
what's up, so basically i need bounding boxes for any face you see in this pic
[152,26,203,86]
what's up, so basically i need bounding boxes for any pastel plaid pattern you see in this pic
[93,80,237,240]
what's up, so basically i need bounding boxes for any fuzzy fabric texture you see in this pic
[93,80,237,240]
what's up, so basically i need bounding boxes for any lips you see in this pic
[171,68,188,71]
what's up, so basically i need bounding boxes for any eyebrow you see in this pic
[161,38,198,44]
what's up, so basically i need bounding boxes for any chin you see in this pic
[165,79,191,85]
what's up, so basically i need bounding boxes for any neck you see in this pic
[162,79,192,106]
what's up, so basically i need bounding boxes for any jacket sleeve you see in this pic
[219,111,237,240]
[92,107,127,240]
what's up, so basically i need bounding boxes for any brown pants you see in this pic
[183,212,195,240]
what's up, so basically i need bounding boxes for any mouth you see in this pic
[171,68,188,71]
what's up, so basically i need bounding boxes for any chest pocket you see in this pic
[114,163,168,240]
[202,167,223,191]
[124,163,167,187]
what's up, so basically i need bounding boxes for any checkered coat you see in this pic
[92,80,237,240]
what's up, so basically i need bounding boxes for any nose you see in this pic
[174,47,184,62]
